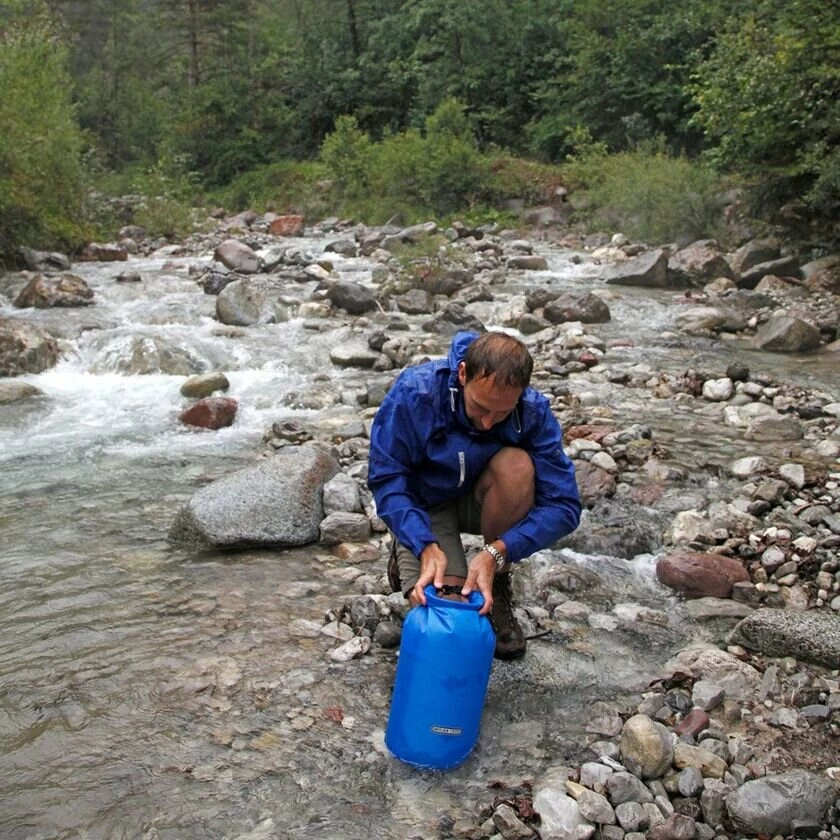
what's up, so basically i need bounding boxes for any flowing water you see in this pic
[0,236,837,839]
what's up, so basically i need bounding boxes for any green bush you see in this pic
[563,138,728,245]
[0,9,87,260]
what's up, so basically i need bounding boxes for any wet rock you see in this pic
[214,239,261,274]
[725,771,836,836]
[168,446,339,549]
[326,280,377,315]
[0,318,60,376]
[14,273,94,308]
[656,552,750,599]
[180,372,230,398]
[754,314,821,352]
[665,645,761,702]
[0,379,43,403]
[178,396,238,430]
[544,293,611,324]
[422,302,486,335]
[216,278,287,326]
[507,255,549,271]
[728,608,840,667]
[603,250,668,288]
[329,343,380,368]
[90,334,205,376]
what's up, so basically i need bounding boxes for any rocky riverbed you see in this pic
[0,211,838,839]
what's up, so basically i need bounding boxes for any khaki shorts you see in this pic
[392,493,483,595]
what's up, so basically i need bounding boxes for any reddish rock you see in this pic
[565,424,616,443]
[574,460,617,506]
[179,397,238,430]
[269,215,305,237]
[674,708,710,737]
[656,551,749,599]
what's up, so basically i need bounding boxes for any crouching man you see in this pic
[368,330,581,660]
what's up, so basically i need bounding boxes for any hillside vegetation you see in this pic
[1,0,838,259]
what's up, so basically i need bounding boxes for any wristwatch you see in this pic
[483,543,507,571]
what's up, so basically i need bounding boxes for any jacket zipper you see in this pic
[457,451,466,488]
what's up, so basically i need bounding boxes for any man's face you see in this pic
[458,363,522,431]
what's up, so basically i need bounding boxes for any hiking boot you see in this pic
[490,572,526,660]
[387,539,402,594]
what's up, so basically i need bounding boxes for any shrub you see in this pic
[0,10,87,260]
[564,137,728,245]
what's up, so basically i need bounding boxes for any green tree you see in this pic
[691,0,840,214]
[0,5,86,258]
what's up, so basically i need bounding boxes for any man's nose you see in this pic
[480,415,494,430]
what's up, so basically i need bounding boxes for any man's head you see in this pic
[457,332,533,430]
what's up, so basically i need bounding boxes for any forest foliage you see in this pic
[1,0,838,258]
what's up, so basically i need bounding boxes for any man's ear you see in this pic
[457,361,467,386]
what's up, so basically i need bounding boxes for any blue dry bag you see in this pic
[385,585,496,771]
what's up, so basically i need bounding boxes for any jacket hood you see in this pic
[446,331,479,375]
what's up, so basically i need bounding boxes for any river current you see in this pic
[0,234,836,839]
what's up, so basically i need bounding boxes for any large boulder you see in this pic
[738,255,801,289]
[544,292,610,324]
[754,314,821,352]
[656,551,750,599]
[0,318,60,376]
[14,273,94,308]
[214,239,261,274]
[726,772,836,836]
[216,278,287,326]
[89,334,206,375]
[168,447,339,549]
[668,240,734,286]
[0,379,44,403]
[728,238,780,276]
[729,608,840,667]
[19,247,71,272]
[602,249,668,288]
[326,280,377,315]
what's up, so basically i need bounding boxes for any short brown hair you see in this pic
[463,332,533,389]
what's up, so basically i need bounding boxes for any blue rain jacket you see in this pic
[368,332,581,563]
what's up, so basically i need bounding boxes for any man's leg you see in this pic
[390,500,470,607]
[473,448,535,660]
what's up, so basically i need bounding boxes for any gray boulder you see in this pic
[738,255,801,289]
[754,314,821,352]
[326,281,377,315]
[14,273,94,308]
[729,608,840,667]
[0,318,60,376]
[668,240,734,286]
[169,447,339,549]
[544,292,610,324]
[216,278,287,326]
[214,239,261,274]
[0,379,44,403]
[728,238,780,276]
[725,771,836,836]
[603,249,668,287]
[19,247,71,272]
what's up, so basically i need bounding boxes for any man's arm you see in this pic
[498,401,582,562]
[367,378,438,559]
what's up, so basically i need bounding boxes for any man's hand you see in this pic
[413,543,449,606]
[461,550,495,615]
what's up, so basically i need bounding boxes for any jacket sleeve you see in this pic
[367,378,438,558]
[498,400,581,563]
